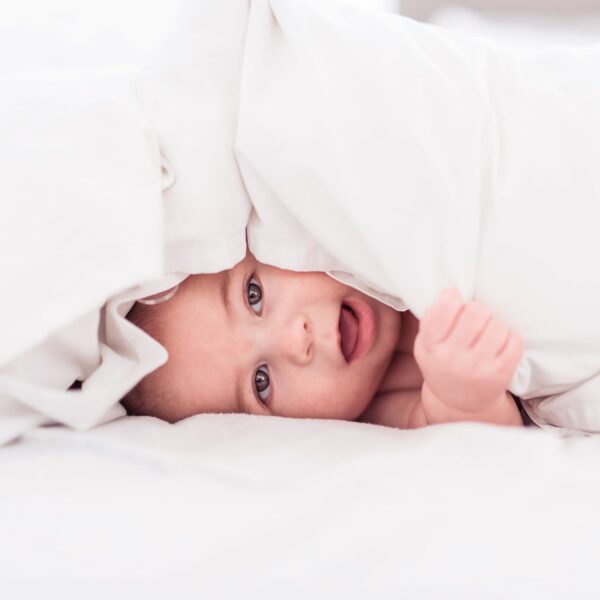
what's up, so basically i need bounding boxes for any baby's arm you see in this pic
[414,289,524,427]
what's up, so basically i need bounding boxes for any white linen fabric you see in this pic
[237,0,600,433]
[0,66,165,369]
[2,414,600,599]
[0,65,171,444]
[0,1,251,444]
[136,0,250,275]
[430,5,600,58]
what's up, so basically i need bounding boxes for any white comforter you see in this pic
[238,0,600,432]
[1,0,600,440]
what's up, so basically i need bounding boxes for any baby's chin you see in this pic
[342,364,393,421]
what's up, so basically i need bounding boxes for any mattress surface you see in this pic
[2,415,600,599]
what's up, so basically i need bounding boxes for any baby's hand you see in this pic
[413,289,523,422]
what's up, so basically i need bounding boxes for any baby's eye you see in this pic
[247,276,263,314]
[254,365,271,403]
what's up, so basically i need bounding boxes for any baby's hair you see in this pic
[126,300,164,343]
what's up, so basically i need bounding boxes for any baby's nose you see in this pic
[277,314,312,365]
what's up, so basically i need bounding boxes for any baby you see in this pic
[123,252,524,428]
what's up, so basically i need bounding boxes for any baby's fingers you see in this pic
[496,331,524,377]
[418,288,464,348]
[448,301,492,349]
[499,331,524,369]
[474,317,510,359]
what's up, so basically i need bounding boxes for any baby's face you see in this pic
[133,253,401,422]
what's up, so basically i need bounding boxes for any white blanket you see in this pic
[237,0,600,433]
[0,1,250,444]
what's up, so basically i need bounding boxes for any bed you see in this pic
[2,1,600,597]
[3,415,600,598]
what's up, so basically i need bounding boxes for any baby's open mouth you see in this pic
[338,299,377,363]
[339,304,359,363]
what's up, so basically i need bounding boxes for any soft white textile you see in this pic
[0,64,180,444]
[2,414,600,599]
[136,0,251,274]
[237,0,600,433]
[0,1,251,444]
[430,5,600,58]
[0,66,164,368]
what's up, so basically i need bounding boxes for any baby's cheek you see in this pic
[322,373,374,421]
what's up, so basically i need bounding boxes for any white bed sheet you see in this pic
[2,415,600,599]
